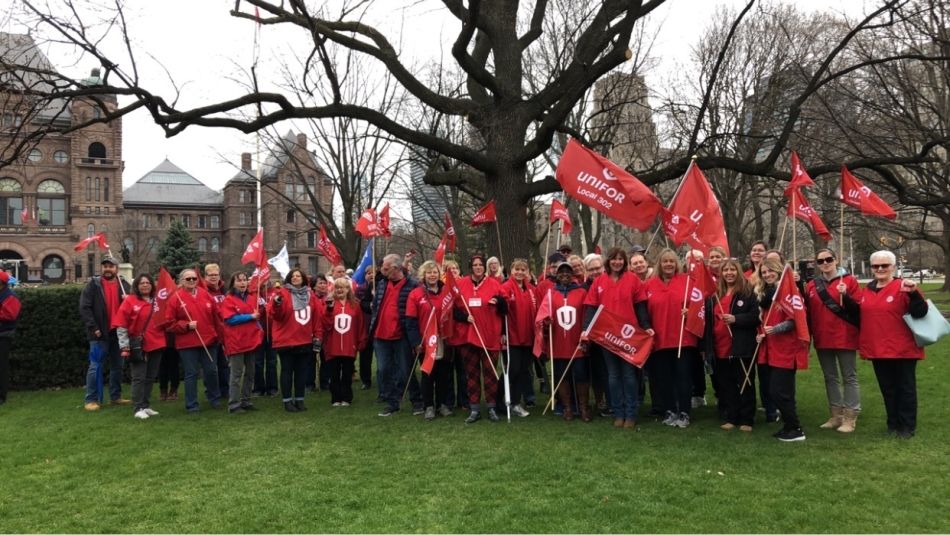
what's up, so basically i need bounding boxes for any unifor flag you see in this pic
[355,208,383,238]
[433,234,448,265]
[317,225,343,266]
[248,260,271,296]
[75,232,109,252]
[555,138,662,231]
[470,199,497,226]
[585,305,654,368]
[785,151,816,196]
[775,264,810,343]
[786,189,832,242]
[660,207,699,246]
[241,228,265,265]
[685,253,717,337]
[420,308,442,375]
[352,239,375,286]
[268,243,291,279]
[666,162,729,255]
[443,212,457,251]
[378,203,392,237]
[155,267,178,323]
[549,199,572,234]
[839,166,897,220]
[532,289,553,357]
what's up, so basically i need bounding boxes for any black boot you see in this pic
[284,401,299,413]
[295,400,307,411]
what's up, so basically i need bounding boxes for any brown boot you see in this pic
[557,383,573,421]
[819,406,843,429]
[837,408,857,433]
[577,383,592,422]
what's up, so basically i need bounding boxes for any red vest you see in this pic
[375,278,407,340]
[267,287,323,349]
[322,300,366,359]
[805,274,860,350]
[502,278,538,347]
[220,292,264,355]
[645,274,698,351]
[456,275,504,351]
[168,288,219,349]
[113,295,167,353]
[858,279,925,360]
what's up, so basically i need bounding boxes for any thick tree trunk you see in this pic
[484,165,531,271]
[942,223,950,292]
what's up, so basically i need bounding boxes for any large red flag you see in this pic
[155,267,177,323]
[241,228,265,265]
[660,207,699,246]
[685,253,717,337]
[667,162,729,254]
[317,225,343,266]
[355,208,383,238]
[378,203,392,237]
[786,190,832,242]
[555,139,662,231]
[585,305,654,367]
[433,234,448,265]
[419,309,440,375]
[74,232,109,252]
[532,289,553,357]
[470,200,497,226]
[443,212,457,251]
[775,265,810,343]
[839,166,897,220]
[549,199,572,235]
[785,151,816,196]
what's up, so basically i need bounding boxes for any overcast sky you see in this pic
[2,0,868,194]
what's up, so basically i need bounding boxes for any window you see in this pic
[1,113,22,128]
[36,198,66,225]
[103,178,109,202]
[28,149,42,162]
[210,215,220,229]
[85,177,92,201]
[284,182,310,201]
[42,255,64,282]
[210,237,219,253]
[88,142,106,159]
[103,207,109,215]
[87,224,95,238]
[95,207,100,214]
[307,231,316,248]
[123,237,134,254]
[94,177,101,202]
[240,212,253,226]
[53,151,68,164]
[238,190,247,203]
[308,257,318,277]
[286,231,296,248]
[85,206,91,214]
[198,215,207,229]
[156,214,164,227]
[286,209,295,224]
[146,237,158,250]
[239,212,248,226]
[142,214,150,228]
[0,178,23,225]
[197,238,208,252]
[37,179,65,194]
[181,215,191,228]
[246,189,254,203]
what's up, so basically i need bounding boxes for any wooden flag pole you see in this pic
[458,297,500,380]
[792,189,798,267]
[676,249,692,360]
[543,342,584,414]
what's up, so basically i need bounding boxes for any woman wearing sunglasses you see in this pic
[852,250,928,438]
[167,269,223,413]
[804,249,862,432]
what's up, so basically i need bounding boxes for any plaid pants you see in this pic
[461,344,498,408]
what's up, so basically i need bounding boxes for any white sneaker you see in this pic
[662,411,678,426]
[143,408,159,417]
[511,404,530,418]
[134,409,150,420]
[674,412,691,428]
[340,401,350,407]
[691,396,706,409]
[332,402,342,407]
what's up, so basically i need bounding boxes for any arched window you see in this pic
[210,237,219,253]
[37,179,67,226]
[197,238,207,252]
[42,255,65,282]
[0,178,23,226]
[28,149,42,162]
[88,142,106,159]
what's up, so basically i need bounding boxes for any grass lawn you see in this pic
[1,288,948,533]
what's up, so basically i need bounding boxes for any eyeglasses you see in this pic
[870,264,892,270]
[815,257,835,265]
[183,277,198,282]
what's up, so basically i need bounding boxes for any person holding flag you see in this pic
[754,258,810,442]
[704,259,760,432]
[645,249,699,428]
[541,262,590,422]
[322,277,367,407]
[583,248,653,429]
[155,268,180,402]
[167,268,223,413]
[203,264,230,400]
[499,258,538,418]
[804,248,862,433]
[79,255,132,411]
[0,271,20,407]
[269,268,324,413]
[406,261,455,420]
[112,274,168,420]
[443,260,470,411]
[220,272,264,414]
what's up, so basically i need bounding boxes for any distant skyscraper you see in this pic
[410,159,447,223]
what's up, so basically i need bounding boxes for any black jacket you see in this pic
[704,291,760,359]
[369,272,420,339]
[78,276,132,341]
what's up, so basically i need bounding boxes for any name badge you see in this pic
[469,298,482,308]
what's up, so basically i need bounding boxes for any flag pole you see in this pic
[503,317,512,422]
[458,297,500,380]
[777,214,790,252]
[647,157,697,254]
[676,249,692,360]
[739,266,787,393]
[495,222,505,272]
[547,290,556,412]
[402,309,434,400]
[839,202,845,305]
[542,342,584,415]
[175,292,216,364]
[714,293,733,338]
[792,189,798,267]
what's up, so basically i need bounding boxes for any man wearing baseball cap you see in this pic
[78,255,132,411]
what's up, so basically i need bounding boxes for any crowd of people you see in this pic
[0,240,930,442]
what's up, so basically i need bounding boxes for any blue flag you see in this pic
[352,239,375,285]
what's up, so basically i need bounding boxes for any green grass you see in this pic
[1,339,949,533]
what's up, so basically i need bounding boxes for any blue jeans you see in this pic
[374,338,421,410]
[180,345,221,412]
[84,335,123,403]
[603,349,640,421]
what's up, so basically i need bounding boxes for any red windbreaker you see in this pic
[112,294,168,353]
[456,275,504,351]
[805,274,860,350]
[857,279,925,360]
[167,288,219,349]
[267,286,323,349]
[502,278,538,347]
[219,291,264,356]
[544,285,587,358]
[584,271,646,326]
[758,302,809,370]
[322,299,367,359]
[644,274,698,351]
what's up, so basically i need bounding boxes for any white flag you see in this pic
[268,242,291,279]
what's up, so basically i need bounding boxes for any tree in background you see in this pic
[157,220,200,277]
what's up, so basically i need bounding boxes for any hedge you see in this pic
[10,284,96,390]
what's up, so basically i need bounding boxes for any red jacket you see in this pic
[322,299,367,359]
[502,278,538,347]
[857,279,925,360]
[584,272,646,326]
[406,284,456,346]
[645,274,698,351]
[805,273,860,350]
[219,291,264,356]
[267,287,323,349]
[112,295,168,353]
[456,275,504,351]
[758,302,809,370]
[544,285,587,359]
[167,288,220,349]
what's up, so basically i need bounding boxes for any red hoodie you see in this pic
[322,299,367,359]
[168,287,219,350]
[502,278,538,347]
[220,291,264,355]
[644,274,698,351]
[267,286,323,349]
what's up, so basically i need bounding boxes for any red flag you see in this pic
[241,228,265,265]
[555,139,662,231]
[685,253,717,337]
[470,199,497,226]
[839,166,897,220]
[317,225,343,266]
[594,245,602,255]
[667,162,730,254]
[443,212,457,251]
[378,203,392,237]
[194,267,207,290]
[775,265,810,343]
[355,208,383,238]
[74,232,109,252]
[19,206,30,224]
[785,151,816,196]
[532,289,553,357]
[419,309,439,375]
[248,260,270,296]
[786,190,832,242]
[585,305,655,367]
[433,234,448,265]
[660,207,699,246]
[155,267,177,323]
[549,199,572,235]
